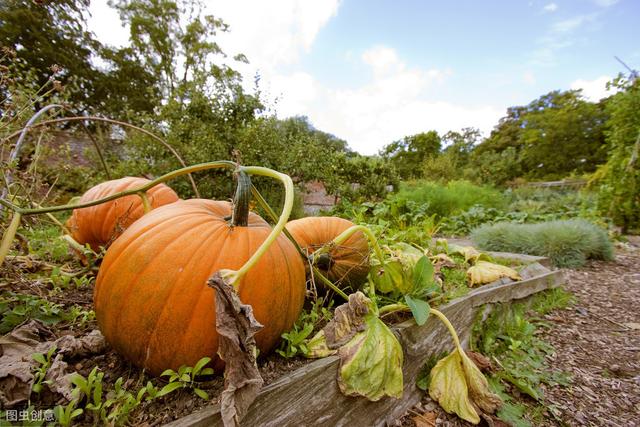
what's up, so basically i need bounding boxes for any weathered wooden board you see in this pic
[168,264,564,427]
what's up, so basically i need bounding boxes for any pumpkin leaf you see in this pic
[208,272,264,427]
[404,295,430,326]
[371,261,405,293]
[448,244,490,264]
[428,349,480,424]
[323,291,370,348]
[412,256,434,291]
[304,330,337,359]
[337,314,404,401]
[466,261,521,287]
[460,350,502,414]
[320,292,403,401]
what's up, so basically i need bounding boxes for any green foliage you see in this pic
[0,292,92,334]
[438,187,601,236]
[423,128,480,182]
[391,180,507,219]
[470,90,608,184]
[62,367,158,426]
[596,76,640,232]
[471,219,614,268]
[160,356,215,400]
[278,299,334,358]
[54,401,83,427]
[0,0,158,118]
[31,345,57,394]
[23,225,73,263]
[472,288,574,426]
[381,131,441,179]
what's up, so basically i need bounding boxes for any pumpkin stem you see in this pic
[228,166,295,287]
[430,308,462,350]
[138,192,152,214]
[249,183,307,259]
[0,212,22,266]
[231,170,252,227]
[0,160,236,216]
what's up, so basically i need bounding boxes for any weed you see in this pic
[48,267,94,291]
[160,356,215,400]
[277,298,333,358]
[60,365,179,426]
[53,401,83,427]
[31,345,56,394]
[23,225,73,263]
[471,288,573,425]
[0,292,93,333]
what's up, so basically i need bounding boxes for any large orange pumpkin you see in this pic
[66,177,179,251]
[94,199,306,376]
[286,216,370,289]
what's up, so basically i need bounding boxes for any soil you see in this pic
[398,242,640,427]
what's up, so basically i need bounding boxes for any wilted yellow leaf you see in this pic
[460,350,502,413]
[466,261,521,286]
[428,350,480,424]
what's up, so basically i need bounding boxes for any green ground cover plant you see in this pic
[471,287,574,426]
[470,219,614,268]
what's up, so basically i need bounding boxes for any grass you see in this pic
[470,219,614,268]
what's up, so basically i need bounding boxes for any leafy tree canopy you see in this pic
[381,130,441,179]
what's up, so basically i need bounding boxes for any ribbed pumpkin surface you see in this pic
[286,216,370,288]
[67,176,179,250]
[94,199,306,376]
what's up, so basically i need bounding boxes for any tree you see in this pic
[471,90,608,183]
[596,75,640,232]
[0,0,161,117]
[381,131,441,179]
[0,0,95,108]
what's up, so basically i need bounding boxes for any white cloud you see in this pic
[570,75,615,101]
[271,46,500,155]
[543,3,558,12]
[86,1,502,155]
[551,14,595,33]
[209,0,340,71]
[592,0,618,7]
[523,71,536,85]
[530,14,596,66]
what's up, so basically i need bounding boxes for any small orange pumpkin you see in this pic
[66,177,179,251]
[286,216,370,289]
[94,199,306,375]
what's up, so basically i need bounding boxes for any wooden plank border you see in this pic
[168,262,564,427]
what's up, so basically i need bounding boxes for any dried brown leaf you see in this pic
[413,411,437,426]
[323,291,369,349]
[465,350,493,372]
[0,322,106,407]
[209,272,264,427]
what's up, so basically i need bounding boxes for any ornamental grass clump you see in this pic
[470,219,614,268]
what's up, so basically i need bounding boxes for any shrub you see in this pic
[392,180,507,219]
[470,219,614,268]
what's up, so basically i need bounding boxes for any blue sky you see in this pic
[88,0,639,154]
